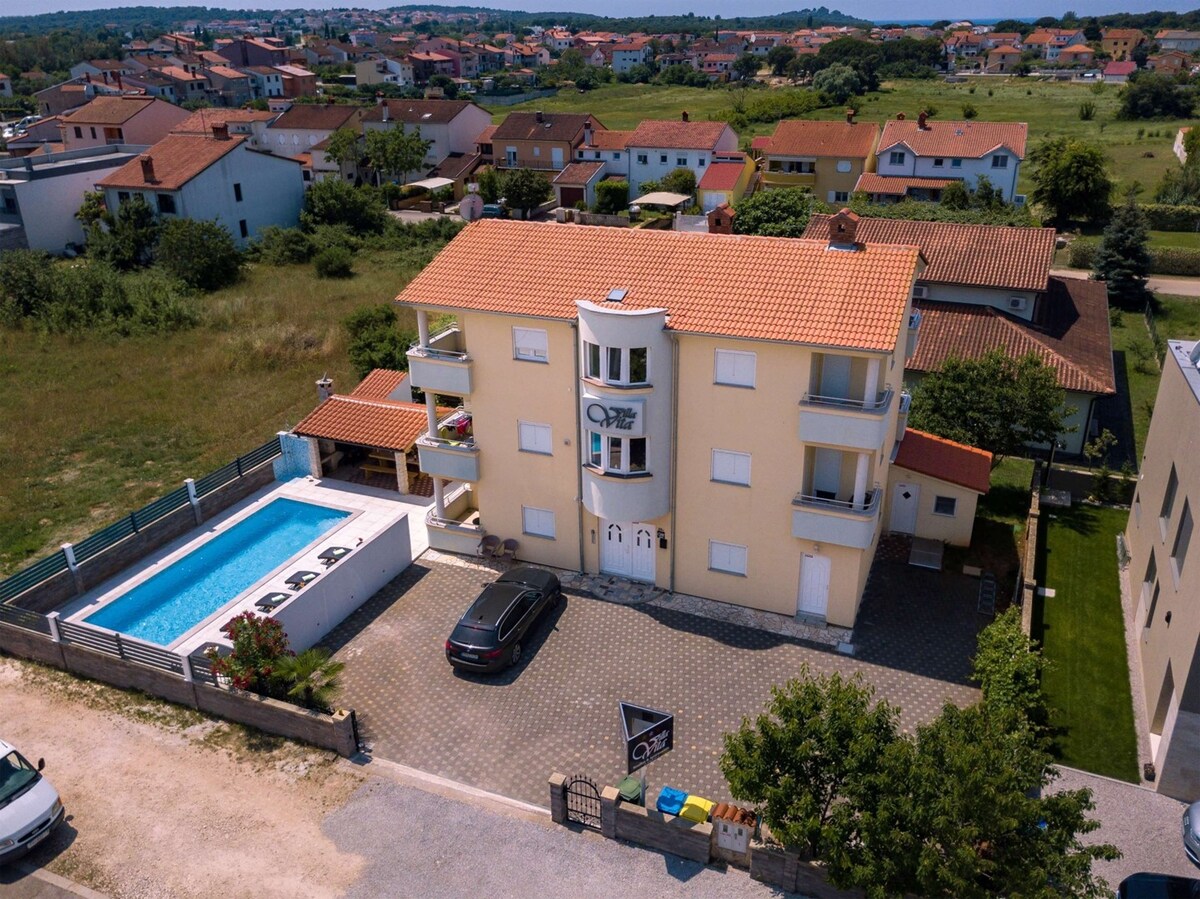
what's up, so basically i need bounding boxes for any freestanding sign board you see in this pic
[620,700,674,774]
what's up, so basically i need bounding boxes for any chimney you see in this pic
[316,376,334,402]
[85,72,91,83]
[115,72,122,89]
[376,90,384,105]
[845,108,855,124]
[212,122,229,140]
[917,110,928,130]
[139,154,157,183]
[535,110,544,123]
[896,112,906,120]
[708,202,735,234]
[583,116,593,146]
[681,110,689,122]
[103,70,109,83]
[382,101,389,123]
[827,208,861,249]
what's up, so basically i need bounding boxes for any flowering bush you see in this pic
[206,612,291,692]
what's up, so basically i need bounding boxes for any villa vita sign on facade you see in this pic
[582,396,645,436]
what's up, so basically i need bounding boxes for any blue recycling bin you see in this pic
[655,785,687,816]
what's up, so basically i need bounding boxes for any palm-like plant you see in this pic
[275,648,345,712]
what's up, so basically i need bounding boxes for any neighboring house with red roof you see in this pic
[97,131,305,245]
[61,95,189,152]
[802,214,1115,455]
[215,36,289,68]
[1104,60,1138,83]
[757,116,881,204]
[362,98,492,174]
[1102,28,1147,60]
[574,123,633,176]
[696,152,756,212]
[626,112,738,195]
[491,110,606,172]
[266,103,368,155]
[873,115,1028,201]
[171,107,277,148]
[985,44,1023,73]
[887,428,991,546]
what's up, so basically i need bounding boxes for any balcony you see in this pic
[895,390,912,442]
[416,410,479,482]
[798,387,893,451]
[906,310,921,359]
[425,484,483,554]
[406,327,472,396]
[761,170,816,189]
[791,487,881,550]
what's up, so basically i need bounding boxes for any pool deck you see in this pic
[59,476,433,657]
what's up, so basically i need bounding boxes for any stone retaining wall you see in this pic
[0,621,357,757]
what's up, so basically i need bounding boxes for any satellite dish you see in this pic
[460,193,484,222]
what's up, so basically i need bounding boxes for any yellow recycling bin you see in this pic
[679,795,715,824]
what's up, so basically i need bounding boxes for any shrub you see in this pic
[155,218,242,291]
[1068,240,1098,269]
[961,102,978,119]
[314,246,353,278]
[206,612,290,693]
[300,178,387,235]
[1070,239,1200,276]
[1140,202,1200,231]
[594,179,629,215]
[250,226,313,265]
[1079,101,1096,121]
[343,303,415,378]
[0,248,58,323]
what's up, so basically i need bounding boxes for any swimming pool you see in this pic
[85,498,350,646]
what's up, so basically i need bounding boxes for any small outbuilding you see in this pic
[886,427,993,547]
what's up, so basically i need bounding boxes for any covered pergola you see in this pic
[404,176,456,192]
[630,191,692,210]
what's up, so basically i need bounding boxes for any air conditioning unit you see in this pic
[1014,194,1027,206]
[1008,296,1028,312]
[911,285,929,300]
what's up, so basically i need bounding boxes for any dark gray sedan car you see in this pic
[445,567,561,672]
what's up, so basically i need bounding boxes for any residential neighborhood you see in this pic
[4,2,1200,897]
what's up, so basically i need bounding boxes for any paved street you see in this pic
[1052,267,1200,298]
[322,555,984,808]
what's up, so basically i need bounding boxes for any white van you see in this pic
[0,739,64,866]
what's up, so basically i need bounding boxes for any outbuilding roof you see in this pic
[893,428,993,494]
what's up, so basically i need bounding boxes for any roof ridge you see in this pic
[904,427,992,459]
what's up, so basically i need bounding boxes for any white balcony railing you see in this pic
[800,386,893,414]
[791,487,881,550]
[416,409,479,481]
[798,388,894,451]
[406,327,472,395]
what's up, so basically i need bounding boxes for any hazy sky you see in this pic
[3,0,1196,22]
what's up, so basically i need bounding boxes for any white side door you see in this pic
[890,482,920,534]
[551,146,564,169]
[600,521,629,577]
[630,524,656,583]
[797,553,831,618]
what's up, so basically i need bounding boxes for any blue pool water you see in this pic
[85,498,350,646]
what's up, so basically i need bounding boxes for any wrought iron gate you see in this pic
[565,775,602,829]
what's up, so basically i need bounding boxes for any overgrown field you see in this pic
[0,249,422,576]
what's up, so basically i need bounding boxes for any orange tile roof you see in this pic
[804,216,1055,292]
[909,278,1116,396]
[553,161,605,186]
[395,220,922,352]
[292,395,429,452]
[172,107,276,133]
[878,119,1028,160]
[64,95,157,125]
[476,124,498,143]
[893,428,992,494]
[627,119,731,151]
[582,129,632,151]
[350,369,411,400]
[697,160,746,191]
[852,173,959,195]
[762,119,880,159]
[97,133,245,190]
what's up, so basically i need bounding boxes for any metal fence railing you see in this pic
[0,602,53,635]
[57,619,183,674]
[0,436,282,607]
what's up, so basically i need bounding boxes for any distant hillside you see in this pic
[0,5,869,38]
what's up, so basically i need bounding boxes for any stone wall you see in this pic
[0,621,357,757]
[9,568,77,615]
[75,505,198,593]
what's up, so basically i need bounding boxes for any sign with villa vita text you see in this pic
[582,395,645,437]
[620,700,673,774]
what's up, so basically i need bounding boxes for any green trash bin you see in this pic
[617,775,644,806]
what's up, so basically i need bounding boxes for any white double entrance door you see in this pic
[600,520,656,583]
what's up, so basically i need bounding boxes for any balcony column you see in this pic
[417,308,430,347]
[863,357,881,407]
[425,389,445,519]
[853,452,870,510]
[432,477,446,519]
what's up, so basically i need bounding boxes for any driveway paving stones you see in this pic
[323,556,983,807]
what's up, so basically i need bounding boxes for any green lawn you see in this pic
[0,248,427,576]
[1149,230,1200,250]
[497,78,1192,195]
[1034,504,1139,782]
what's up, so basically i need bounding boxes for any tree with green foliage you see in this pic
[428,73,458,99]
[766,44,796,75]
[0,248,58,323]
[659,167,697,197]
[155,218,242,291]
[300,178,387,235]
[1093,195,1152,308]
[732,53,760,81]
[594,179,629,215]
[314,245,353,278]
[343,303,415,378]
[86,194,160,271]
[1027,137,1113,226]
[909,349,1075,460]
[250,226,313,265]
[476,167,501,204]
[74,190,107,229]
[971,607,1050,736]
[721,667,899,858]
[812,62,863,104]
[733,188,820,237]
[501,167,552,219]
[1118,72,1196,119]
[365,125,432,186]
[324,125,364,171]
[274,648,344,712]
